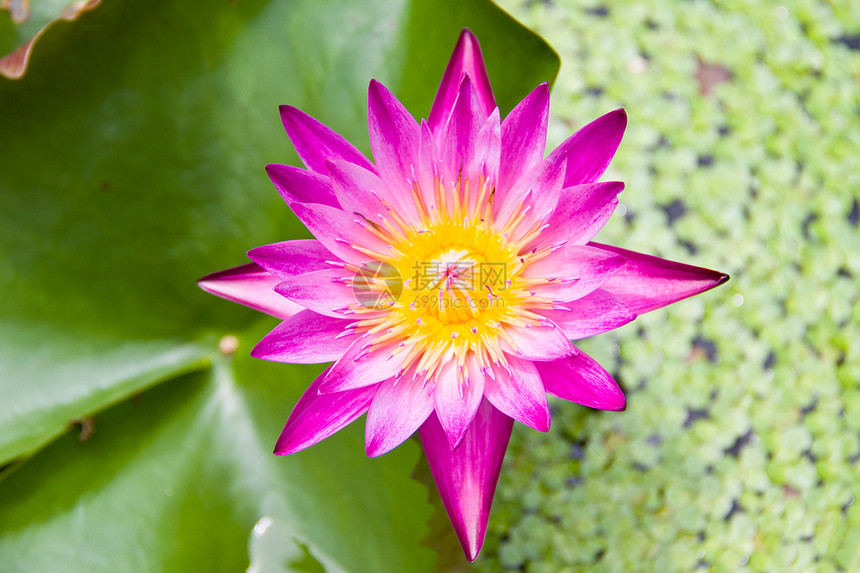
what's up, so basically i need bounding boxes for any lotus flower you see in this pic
[199,29,728,561]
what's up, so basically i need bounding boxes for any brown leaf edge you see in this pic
[0,0,101,80]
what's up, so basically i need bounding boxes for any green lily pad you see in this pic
[0,338,434,572]
[0,0,559,568]
[0,0,558,466]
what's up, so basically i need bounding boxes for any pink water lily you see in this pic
[199,29,728,561]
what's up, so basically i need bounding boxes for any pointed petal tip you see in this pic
[444,428,467,451]
[365,436,397,458]
[695,270,730,296]
[248,342,264,360]
[606,108,628,133]
[278,104,298,119]
[368,78,384,95]
[702,270,731,290]
[365,440,384,458]
[272,442,294,456]
[455,28,480,52]
[273,430,304,456]
[464,540,482,562]
[539,411,552,432]
[196,269,229,290]
[249,335,296,362]
[604,390,627,412]
[457,508,486,562]
[458,27,476,38]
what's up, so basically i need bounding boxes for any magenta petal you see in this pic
[326,159,387,217]
[247,239,336,281]
[365,373,435,457]
[496,153,566,230]
[440,75,483,177]
[274,367,379,455]
[279,105,376,175]
[504,323,576,361]
[499,83,549,193]
[523,244,624,279]
[535,351,626,411]
[483,357,550,431]
[589,242,729,314]
[273,269,355,318]
[428,29,495,135]
[419,399,513,561]
[527,245,627,303]
[417,120,441,213]
[469,107,501,189]
[533,182,624,248]
[290,202,389,265]
[433,357,486,449]
[368,80,421,192]
[197,263,302,320]
[547,108,627,187]
[251,311,355,364]
[265,164,339,208]
[319,339,403,393]
[535,289,636,339]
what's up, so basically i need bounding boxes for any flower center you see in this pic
[342,175,555,382]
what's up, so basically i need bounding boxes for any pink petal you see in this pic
[325,159,387,217]
[197,263,303,320]
[290,202,390,265]
[498,83,549,193]
[589,242,729,314]
[483,357,550,431]
[419,399,513,562]
[535,289,636,339]
[319,339,403,393]
[532,181,624,248]
[365,372,435,457]
[273,269,356,318]
[265,164,339,208]
[367,80,421,204]
[523,244,623,280]
[433,356,486,449]
[279,105,376,175]
[526,245,627,302]
[547,108,627,188]
[495,153,566,231]
[417,120,442,213]
[469,107,501,190]
[246,239,336,281]
[251,310,355,364]
[274,367,379,455]
[504,323,576,361]
[428,29,495,136]
[439,75,483,178]
[535,351,626,411]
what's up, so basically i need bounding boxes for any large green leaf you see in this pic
[0,0,558,466]
[0,331,434,572]
[0,0,559,569]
